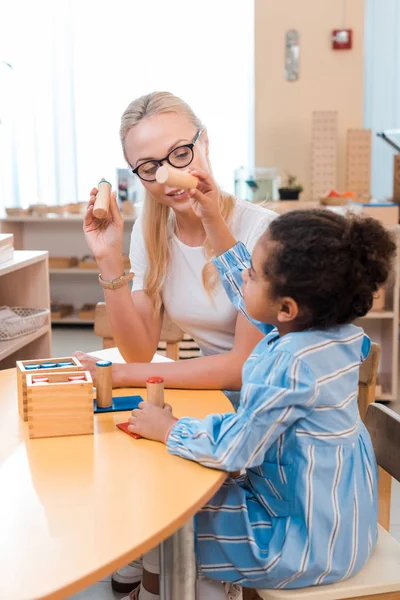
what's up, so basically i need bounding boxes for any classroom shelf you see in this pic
[0,250,51,368]
[0,325,49,362]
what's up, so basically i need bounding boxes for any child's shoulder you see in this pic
[268,324,368,376]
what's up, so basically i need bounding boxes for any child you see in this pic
[127,181,396,597]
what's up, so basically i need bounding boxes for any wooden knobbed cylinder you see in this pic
[146,377,164,408]
[93,179,111,219]
[96,360,113,408]
[155,165,198,190]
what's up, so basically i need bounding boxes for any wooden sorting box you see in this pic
[16,356,83,421]
[26,370,94,439]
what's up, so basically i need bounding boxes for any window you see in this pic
[0,0,254,207]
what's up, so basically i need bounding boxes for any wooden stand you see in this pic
[93,179,111,219]
[310,111,338,201]
[346,129,372,198]
[155,165,198,189]
[26,370,93,439]
[17,356,83,421]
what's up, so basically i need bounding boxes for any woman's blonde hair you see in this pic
[120,91,235,314]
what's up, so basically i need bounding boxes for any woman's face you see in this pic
[124,112,210,211]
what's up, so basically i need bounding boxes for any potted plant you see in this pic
[278,174,303,200]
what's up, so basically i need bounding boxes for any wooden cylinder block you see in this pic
[93,179,111,219]
[155,165,198,190]
[96,360,113,408]
[146,377,165,408]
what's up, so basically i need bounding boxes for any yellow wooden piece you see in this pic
[16,356,83,421]
[26,370,93,439]
[0,366,230,600]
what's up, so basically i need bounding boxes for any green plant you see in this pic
[284,174,303,192]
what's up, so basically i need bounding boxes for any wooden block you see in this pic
[310,111,338,201]
[93,179,111,219]
[393,155,400,203]
[26,370,94,439]
[155,165,198,189]
[346,129,372,197]
[16,356,83,422]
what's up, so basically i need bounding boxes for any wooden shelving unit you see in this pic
[0,251,51,369]
[0,214,136,327]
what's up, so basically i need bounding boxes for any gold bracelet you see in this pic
[98,271,134,290]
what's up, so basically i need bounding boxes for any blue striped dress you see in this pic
[167,242,379,589]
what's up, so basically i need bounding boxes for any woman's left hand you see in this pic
[128,402,177,443]
[72,351,100,383]
[188,169,222,224]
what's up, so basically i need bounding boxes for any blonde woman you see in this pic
[75,92,275,597]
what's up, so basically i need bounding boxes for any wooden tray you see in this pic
[49,257,79,269]
[51,303,74,320]
[79,304,96,320]
[320,196,349,206]
[79,255,97,269]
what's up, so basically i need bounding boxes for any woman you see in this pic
[76,91,276,396]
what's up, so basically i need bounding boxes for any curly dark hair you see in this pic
[260,209,397,329]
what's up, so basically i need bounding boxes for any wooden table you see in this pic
[0,366,232,600]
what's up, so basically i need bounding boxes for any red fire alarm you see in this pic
[332,29,353,50]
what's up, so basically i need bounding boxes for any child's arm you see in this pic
[188,171,273,336]
[213,241,273,335]
[128,351,317,472]
[167,352,317,472]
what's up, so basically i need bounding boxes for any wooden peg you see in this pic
[96,360,113,408]
[146,377,164,408]
[155,165,198,190]
[93,179,111,219]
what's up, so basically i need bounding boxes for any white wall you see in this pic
[364,0,400,200]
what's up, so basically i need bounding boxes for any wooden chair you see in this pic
[248,403,400,599]
[93,302,184,361]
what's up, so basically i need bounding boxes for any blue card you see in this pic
[93,395,143,413]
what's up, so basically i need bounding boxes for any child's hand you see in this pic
[128,402,177,443]
[188,169,222,225]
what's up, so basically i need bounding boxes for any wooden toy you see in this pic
[95,360,113,408]
[346,129,372,198]
[310,111,338,202]
[393,155,400,203]
[155,165,198,190]
[16,356,83,421]
[146,376,164,408]
[93,179,111,219]
[26,370,93,439]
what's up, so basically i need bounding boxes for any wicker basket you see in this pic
[0,306,50,340]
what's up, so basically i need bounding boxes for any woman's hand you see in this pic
[128,402,177,443]
[83,187,124,261]
[188,169,222,225]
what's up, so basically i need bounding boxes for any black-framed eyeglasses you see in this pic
[131,129,203,182]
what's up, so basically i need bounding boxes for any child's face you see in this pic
[242,238,299,330]
[242,240,281,325]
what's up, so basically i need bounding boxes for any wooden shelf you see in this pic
[0,325,49,362]
[50,268,98,274]
[52,314,94,325]
[361,311,395,319]
[0,250,48,277]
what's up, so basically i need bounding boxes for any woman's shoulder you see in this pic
[230,198,277,248]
